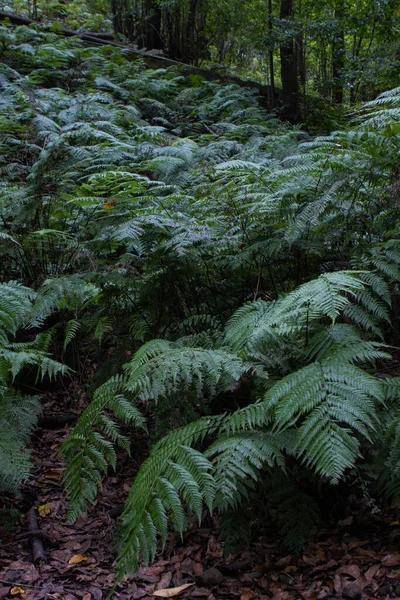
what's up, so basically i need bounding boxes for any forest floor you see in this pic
[2,387,400,600]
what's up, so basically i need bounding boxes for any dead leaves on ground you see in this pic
[3,388,400,600]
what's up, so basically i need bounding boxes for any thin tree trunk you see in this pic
[268,0,276,103]
[111,0,134,41]
[296,0,305,93]
[280,0,301,120]
[332,0,345,104]
[135,0,163,49]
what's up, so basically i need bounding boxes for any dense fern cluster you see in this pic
[2,21,400,576]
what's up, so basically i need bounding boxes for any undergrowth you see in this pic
[2,22,400,576]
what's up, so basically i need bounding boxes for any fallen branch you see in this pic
[16,529,57,546]
[27,507,47,565]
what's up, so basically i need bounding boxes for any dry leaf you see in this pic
[302,555,320,566]
[10,587,25,596]
[275,555,292,567]
[240,588,256,600]
[193,562,203,576]
[68,553,88,565]
[334,574,343,595]
[300,591,318,600]
[153,583,194,597]
[381,554,400,566]
[43,470,61,480]
[364,564,380,583]
[143,565,165,577]
[337,564,361,579]
[157,573,173,590]
[38,503,51,518]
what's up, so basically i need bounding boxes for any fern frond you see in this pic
[63,319,81,352]
[265,361,383,482]
[62,374,147,519]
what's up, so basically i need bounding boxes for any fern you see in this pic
[265,361,383,482]
[63,374,147,520]
[0,280,67,491]
[5,23,400,577]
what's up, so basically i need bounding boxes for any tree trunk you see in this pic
[185,0,201,65]
[134,0,163,49]
[296,0,305,94]
[332,0,345,104]
[280,0,301,121]
[268,0,276,103]
[162,0,206,64]
[111,0,134,41]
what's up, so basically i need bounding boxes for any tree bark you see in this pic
[111,0,134,41]
[280,0,301,121]
[268,0,276,104]
[332,0,345,104]
[134,0,163,49]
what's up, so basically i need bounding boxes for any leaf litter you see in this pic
[2,388,400,600]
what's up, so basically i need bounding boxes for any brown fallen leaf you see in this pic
[193,562,203,576]
[43,470,62,480]
[157,572,173,590]
[153,583,195,597]
[334,574,343,595]
[310,560,339,574]
[364,564,380,583]
[68,553,88,565]
[336,564,361,579]
[141,565,166,577]
[240,588,256,600]
[381,554,400,566]
[342,580,361,599]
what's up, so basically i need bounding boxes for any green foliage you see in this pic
[0,281,67,491]
[3,23,400,578]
